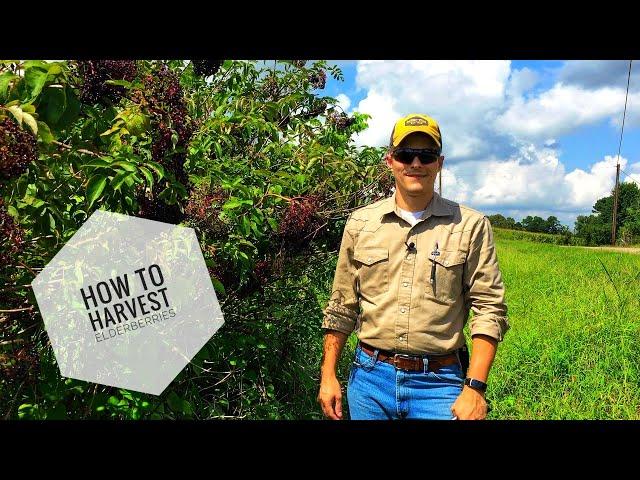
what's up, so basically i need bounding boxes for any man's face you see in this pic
[385,133,444,198]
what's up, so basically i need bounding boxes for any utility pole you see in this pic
[611,162,620,245]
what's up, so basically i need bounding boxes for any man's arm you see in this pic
[318,217,359,420]
[451,334,496,420]
[317,330,349,420]
[453,216,509,420]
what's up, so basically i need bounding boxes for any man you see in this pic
[317,113,509,420]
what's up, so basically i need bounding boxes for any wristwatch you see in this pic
[464,377,487,393]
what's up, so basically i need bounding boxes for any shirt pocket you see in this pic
[354,247,389,297]
[426,250,466,304]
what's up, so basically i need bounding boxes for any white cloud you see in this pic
[495,84,632,140]
[336,93,351,113]
[564,155,621,207]
[352,60,511,158]
[441,147,623,224]
[506,67,539,98]
[558,60,636,90]
[352,90,399,148]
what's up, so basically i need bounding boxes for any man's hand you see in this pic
[318,330,348,420]
[317,374,343,420]
[451,386,487,420]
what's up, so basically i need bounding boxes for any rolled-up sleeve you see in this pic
[321,216,359,335]
[464,216,509,341]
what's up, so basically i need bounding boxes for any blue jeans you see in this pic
[347,345,464,420]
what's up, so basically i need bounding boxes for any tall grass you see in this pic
[332,238,640,419]
[482,239,640,419]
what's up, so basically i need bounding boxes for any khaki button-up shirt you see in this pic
[321,192,509,354]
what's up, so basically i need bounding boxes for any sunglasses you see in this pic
[393,148,441,165]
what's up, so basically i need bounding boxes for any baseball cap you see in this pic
[390,113,442,152]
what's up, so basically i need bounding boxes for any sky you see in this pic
[322,60,640,228]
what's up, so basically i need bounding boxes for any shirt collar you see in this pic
[379,191,454,221]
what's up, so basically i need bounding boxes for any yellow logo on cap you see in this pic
[405,117,429,127]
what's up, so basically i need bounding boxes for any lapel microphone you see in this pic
[405,241,416,252]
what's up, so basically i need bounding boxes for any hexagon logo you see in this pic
[31,209,224,395]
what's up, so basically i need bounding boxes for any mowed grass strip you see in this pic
[489,239,640,419]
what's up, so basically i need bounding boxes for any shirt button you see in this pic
[400,308,406,313]
[367,257,372,262]
[403,282,408,287]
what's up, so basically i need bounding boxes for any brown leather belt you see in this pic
[358,341,459,373]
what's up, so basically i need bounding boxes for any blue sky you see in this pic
[322,60,640,227]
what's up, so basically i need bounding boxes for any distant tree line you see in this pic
[488,182,640,246]
[487,214,568,235]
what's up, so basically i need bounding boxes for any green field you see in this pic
[338,238,640,419]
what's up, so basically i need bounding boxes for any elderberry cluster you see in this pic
[0,117,37,181]
[77,60,138,105]
[309,70,327,90]
[192,60,222,78]
[277,195,322,247]
[0,198,24,267]
[327,111,356,130]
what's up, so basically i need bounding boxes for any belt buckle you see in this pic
[392,353,416,369]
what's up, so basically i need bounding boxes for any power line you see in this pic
[616,60,633,167]
[619,167,640,186]
[611,60,633,245]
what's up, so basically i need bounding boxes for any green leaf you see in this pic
[20,103,36,114]
[145,161,165,180]
[223,197,253,210]
[86,175,107,207]
[182,400,193,416]
[111,160,137,172]
[22,60,48,70]
[7,105,23,125]
[81,158,112,169]
[22,112,38,135]
[0,71,17,103]
[166,391,183,413]
[24,66,48,102]
[47,63,63,76]
[241,215,250,235]
[40,86,66,126]
[267,217,278,231]
[37,121,54,143]
[214,142,223,159]
[111,171,134,191]
[100,123,124,136]
[211,277,226,295]
[55,86,80,130]
[138,166,154,187]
